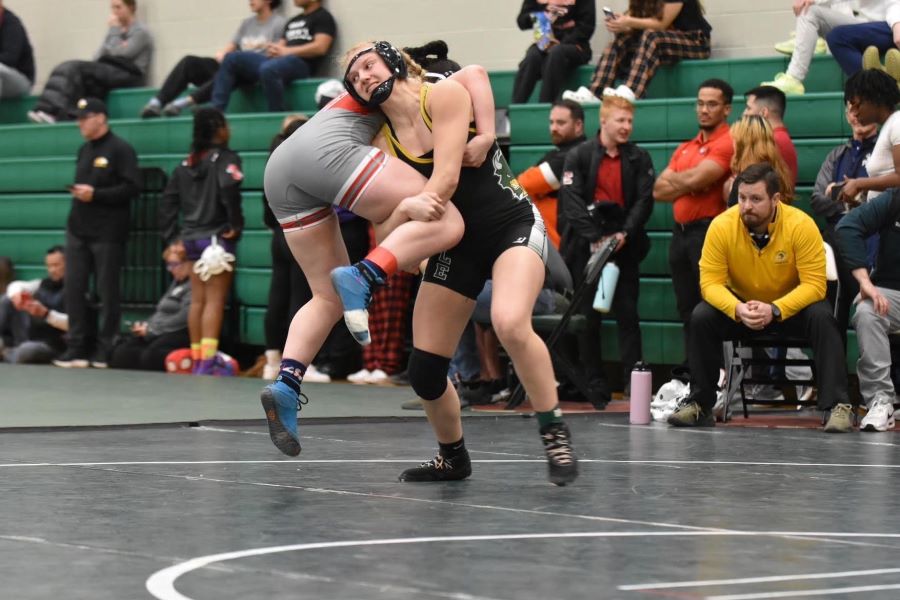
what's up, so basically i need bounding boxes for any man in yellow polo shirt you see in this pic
[667,162,853,432]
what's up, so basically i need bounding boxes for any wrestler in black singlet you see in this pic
[380,86,548,299]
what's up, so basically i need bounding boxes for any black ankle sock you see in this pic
[439,437,466,459]
[275,358,306,394]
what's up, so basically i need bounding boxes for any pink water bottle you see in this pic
[629,362,652,425]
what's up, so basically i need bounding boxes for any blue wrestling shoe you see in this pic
[330,265,381,346]
[260,381,307,456]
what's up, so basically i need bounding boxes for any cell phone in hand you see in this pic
[603,6,616,19]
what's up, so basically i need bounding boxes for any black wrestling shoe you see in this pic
[399,451,472,482]
[540,422,578,486]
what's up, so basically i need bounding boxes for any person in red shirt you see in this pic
[653,79,734,362]
[742,85,798,184]
[559,89,655,406]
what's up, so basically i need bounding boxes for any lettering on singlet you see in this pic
[432,252,451,281]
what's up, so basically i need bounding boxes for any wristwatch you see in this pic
[770,303,782,321]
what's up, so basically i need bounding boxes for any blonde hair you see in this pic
[600,96,635,119]
[730,115,794,203]
[341,41,426,81]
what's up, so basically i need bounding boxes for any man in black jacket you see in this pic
[0,0,35,99]
[558,92,655,405]
[512,0,595,103]
[53,98,140,368]
[0,246,67,364]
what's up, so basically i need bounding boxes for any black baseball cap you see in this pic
[71,97,108,118]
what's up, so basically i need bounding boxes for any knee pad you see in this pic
[407,348,451,401]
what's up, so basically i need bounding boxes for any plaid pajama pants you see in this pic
[589,29,710,98]
[362,271,416,375]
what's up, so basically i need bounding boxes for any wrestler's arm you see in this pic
[370,132,446,243]
[424,79,472,201]
[449,65,495,167]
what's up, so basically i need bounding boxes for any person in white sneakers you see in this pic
[763,0,900,95]
[836,188,900,432]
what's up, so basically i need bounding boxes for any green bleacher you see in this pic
[0,54,859,367]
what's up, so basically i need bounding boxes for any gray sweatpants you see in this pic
[852,286,900,408]
[787,4,860,81]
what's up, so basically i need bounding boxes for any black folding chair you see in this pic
[505,236,619,409]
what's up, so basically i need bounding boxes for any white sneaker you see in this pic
[366,368,389,384]
[861,400,895,432]
[262,363,279,380]
[304,364,332,383]
[347,368,372,384]
[561,86,600,105]
[27,110,56,124]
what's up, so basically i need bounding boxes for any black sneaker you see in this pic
[667,400,715,427]
[90,349,109,369]
[399,451,472,482]
[53,349,89,368]
[140,103,161,118]
[540,422,578,486]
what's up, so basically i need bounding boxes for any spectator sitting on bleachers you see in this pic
[159,108,244,376]
[0,246,67,364]
[108,246,191,371]
[668,162,853,432]
[829,8,900,80]
[584,0,711,101]
[140,0,285,118]
[53,97,140,370]
[653,78,734,365]
[741,86,798,184]
[0,0,35,100]
[836,186,900,432]
[559,89,654,405]
[724,115,795,205]
[839,68,900,203]
[0,256,13,296]
[511,0,595,104]
[810,103,878,347]
[762,0,900,95]
[211,0,335,113]
[27,0,153,124]
[516,98,587,249]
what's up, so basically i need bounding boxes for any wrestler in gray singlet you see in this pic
[264,91,388,231]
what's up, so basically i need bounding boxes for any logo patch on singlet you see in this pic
[491,149,529,202]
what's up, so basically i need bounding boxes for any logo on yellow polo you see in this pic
[774,251,787,264]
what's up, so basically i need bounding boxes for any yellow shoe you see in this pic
[761,72,805,95]
[863,46,884,71]
[774,32,827,55]
[886,48,900,83]
[774,32,796,55]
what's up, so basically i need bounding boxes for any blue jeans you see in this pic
[826,22,894,76]
[211,51,311,111]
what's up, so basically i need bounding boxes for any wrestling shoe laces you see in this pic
[399,451,472,482]
[540,422,578,486]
